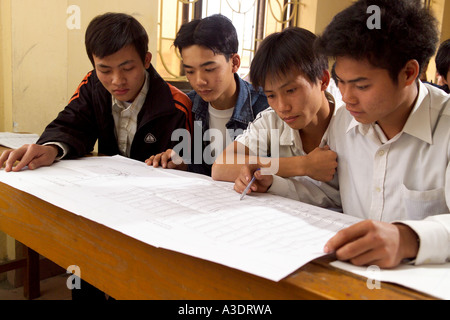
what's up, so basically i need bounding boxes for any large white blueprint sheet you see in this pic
[0,155,360,282]
[0,132,39,149]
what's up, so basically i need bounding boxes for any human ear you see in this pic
[231,54,241,73]
[320,70,331,91]
[401,60,420,86]
[144,52,152,69]
[444,70,450,85]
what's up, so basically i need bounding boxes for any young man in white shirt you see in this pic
[258,0,450,268]
[211,27,341,208]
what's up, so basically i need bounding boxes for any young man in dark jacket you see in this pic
[0,12,193,300]
[0,13,192,171]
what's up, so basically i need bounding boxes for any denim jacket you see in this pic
[187,74,269,176]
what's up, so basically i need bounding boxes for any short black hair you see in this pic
[250,27,328,90]
[315,0,439,83]
[173,14,238,60]
[85,13,149,67]
[436,39,450,78]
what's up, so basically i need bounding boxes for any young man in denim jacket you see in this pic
[147,14,269,176]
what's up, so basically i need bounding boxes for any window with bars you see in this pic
[157,0,301,81]
[157,0,437,83]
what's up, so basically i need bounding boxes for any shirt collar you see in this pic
[346,117,360,134]
[346,81,432,144]
[319,92,340,146]
[279,125,298,146]
[402,81,432,144]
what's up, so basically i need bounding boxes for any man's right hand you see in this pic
[0,144,59,172]
[304,146,338,182]
[234,165,273,195]
[145,149,187,171]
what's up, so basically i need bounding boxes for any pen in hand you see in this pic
[240,168,261,201]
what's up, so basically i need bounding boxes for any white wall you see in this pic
[0,0,159,273]
[4,0,158,135]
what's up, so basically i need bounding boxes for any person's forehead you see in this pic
[334,57,383,80]
[93,45,141,65]
[264,70,310,91]
[181,45,227,66]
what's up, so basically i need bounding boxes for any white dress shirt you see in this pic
[237,92,342,208]
[112,71,149,157]
[270,82,450,265]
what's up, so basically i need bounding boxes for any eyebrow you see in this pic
[264,80,293,93]
[335,75,370,84]
[96,60,135,69]
[183,61,217,69]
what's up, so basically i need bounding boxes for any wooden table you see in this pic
[0,153,436,300]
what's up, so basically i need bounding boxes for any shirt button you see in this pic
[375,187,382,193]
[378,150,385,156]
